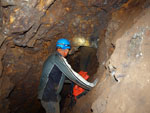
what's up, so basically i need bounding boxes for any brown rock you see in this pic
[0,76,14,113]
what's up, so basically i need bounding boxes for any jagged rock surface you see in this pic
[63,1,150,113]
[1,0,150,113]
[92,2,150,113]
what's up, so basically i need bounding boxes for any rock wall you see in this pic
[65,1,150,113]
[92,2,150,113]
[1,0,149,113]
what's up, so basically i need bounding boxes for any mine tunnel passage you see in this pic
[68,46,99,76]
[1,0,149,113]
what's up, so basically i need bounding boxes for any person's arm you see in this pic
[54,54,97,90]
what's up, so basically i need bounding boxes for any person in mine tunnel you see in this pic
[37,38,98,113]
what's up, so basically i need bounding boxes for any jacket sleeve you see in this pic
[54,54,95,90]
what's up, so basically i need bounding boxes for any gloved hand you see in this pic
[92,78,98,87]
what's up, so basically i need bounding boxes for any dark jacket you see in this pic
[38,52,95,102]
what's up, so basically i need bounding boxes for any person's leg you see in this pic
[41,100,60,113]
[52,101,60,113]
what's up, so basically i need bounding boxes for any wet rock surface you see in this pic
[0,0,150,113]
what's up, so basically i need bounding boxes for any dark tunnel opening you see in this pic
[60,46,99,112]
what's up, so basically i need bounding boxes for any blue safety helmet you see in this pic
[56,38,71,50]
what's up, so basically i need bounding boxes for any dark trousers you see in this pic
[41,100,60,113]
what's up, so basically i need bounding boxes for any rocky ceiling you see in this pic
[0,0,149,113]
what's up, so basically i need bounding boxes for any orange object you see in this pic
[73,71,89,100]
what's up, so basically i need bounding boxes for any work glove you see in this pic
[92,78,98,87]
